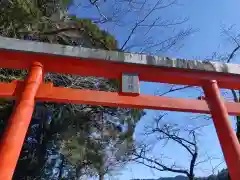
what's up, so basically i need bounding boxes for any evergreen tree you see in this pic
[0,1,144,179]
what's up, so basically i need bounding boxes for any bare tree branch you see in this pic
[120,0,174,50]
[134,155,190,175]
[157,85,192,96]
[227,45,240,63]
[133,114,200,180]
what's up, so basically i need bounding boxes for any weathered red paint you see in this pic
[0,48,239,180]
[1,50,240,89]
[1,81,240,115]
[203,80,240,180]
[0,62,43,180]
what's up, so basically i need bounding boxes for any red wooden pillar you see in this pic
[0,62,43,180]
[203,80,240,180]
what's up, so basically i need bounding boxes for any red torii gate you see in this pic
[0,37,239,179]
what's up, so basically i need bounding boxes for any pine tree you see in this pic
[0,1,144,179]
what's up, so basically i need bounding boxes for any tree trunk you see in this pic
[236,116,240,143]
[228,173,231,180]
[58,155,64,180]
[187,174,194,180]
[99,174,104,180]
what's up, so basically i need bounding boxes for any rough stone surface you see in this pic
[121,73,140,94]
[1,36,240,75]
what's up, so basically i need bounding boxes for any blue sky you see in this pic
[70,0,240,179]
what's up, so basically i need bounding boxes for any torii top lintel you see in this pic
[0,36,240,89]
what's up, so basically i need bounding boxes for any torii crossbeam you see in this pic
[0,36,239,179]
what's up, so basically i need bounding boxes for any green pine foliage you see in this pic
[0,0,144,179]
